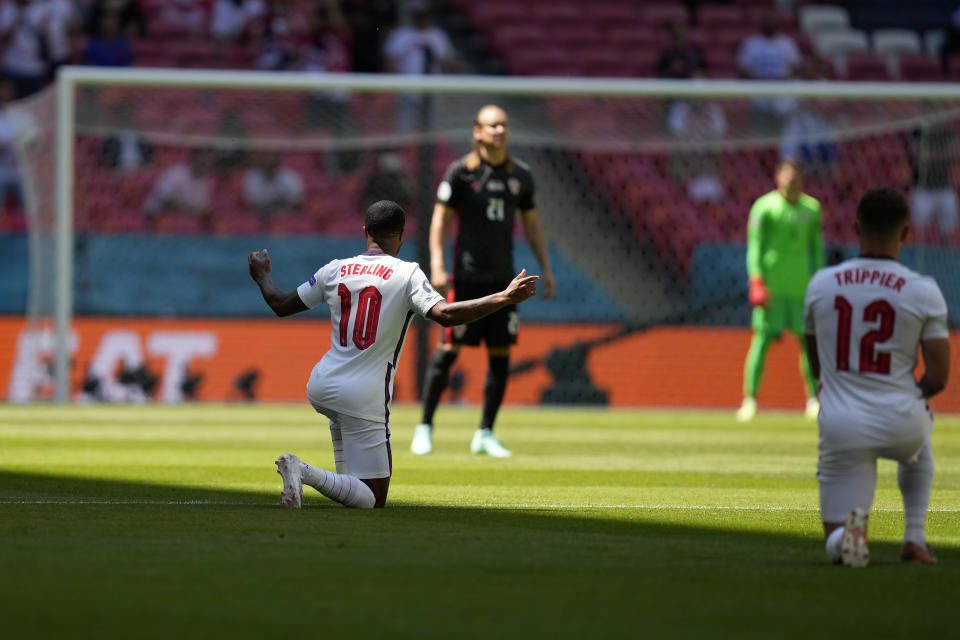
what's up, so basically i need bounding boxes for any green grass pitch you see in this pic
[2,404,959,639]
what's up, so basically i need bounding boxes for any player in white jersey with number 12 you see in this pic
[803,188,950,567]
[248,200,539,509]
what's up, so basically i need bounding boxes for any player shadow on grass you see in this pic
[2,469,955,570]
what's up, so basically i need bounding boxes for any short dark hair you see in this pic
[777,157,804,174]
[857,188,909,240]
[364,200,405,239]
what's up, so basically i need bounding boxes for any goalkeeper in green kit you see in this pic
[737,159,824,422]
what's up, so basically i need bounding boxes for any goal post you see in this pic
[30,67,960,404]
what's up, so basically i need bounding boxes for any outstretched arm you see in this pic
[427,270,538,327]
[248,249,308,317]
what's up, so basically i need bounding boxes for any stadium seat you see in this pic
[154,211,209,233]
[872,29,922,58]
[841,54,891,81]
[467,4,529,29]
[551,25,604,48]
[638,4,690,27]
[713,27,754,51]
[896,54,944,81]
[798,5,851,34]
[924,29,946,58]
[586,4,641,27]
[814,29,869,58]
[744,7,796,31]
[531,3,583,25]
[488,25,548,56]
[697,4,745,29]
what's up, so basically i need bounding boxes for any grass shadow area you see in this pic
[2,470,959,639]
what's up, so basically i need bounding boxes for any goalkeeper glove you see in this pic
[748,276,770,307]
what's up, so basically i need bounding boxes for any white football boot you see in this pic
[840,508,870,568]
[275,453,303,509]
[470,428,512,458]
[410,423,433,455]
[736,397,757,422]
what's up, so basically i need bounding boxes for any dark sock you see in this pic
[480,355,509,432]
[421,349,458,425]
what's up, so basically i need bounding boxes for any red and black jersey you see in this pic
[436,152,535,289]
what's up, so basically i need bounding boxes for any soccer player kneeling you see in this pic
[803,188,950,566]
[249,200,539,508]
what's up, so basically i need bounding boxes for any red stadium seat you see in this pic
[586,4,642,27]
[531,3,583,25]
[638,3,690,27]
[896,55,944,81]
[697,5,746,28]
[841,54,891,81]
[607,26,662,50]
[551,25,604,48]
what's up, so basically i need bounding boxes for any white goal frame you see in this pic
[49,66,960,401]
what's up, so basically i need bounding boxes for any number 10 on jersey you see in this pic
[338,284,382,350]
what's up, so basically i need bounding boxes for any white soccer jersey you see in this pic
[297,251,445,423]
[803,257,949,444]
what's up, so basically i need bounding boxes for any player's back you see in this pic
[804,257,949,439]
[297,251,439,422]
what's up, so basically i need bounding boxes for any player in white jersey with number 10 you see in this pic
[248,200,539,509]
[803,188,950,567]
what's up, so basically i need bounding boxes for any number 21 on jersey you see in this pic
[486,198,504,221]
[833,295,895,374]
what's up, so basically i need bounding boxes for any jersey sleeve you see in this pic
[406,265,446,317]
[745,199,766,279]
[809,201,825,273]
[920,280,950,340]
[435,161,462,209]
[803,273,820,334]
[296,260,337,309]
[518,170,535,211]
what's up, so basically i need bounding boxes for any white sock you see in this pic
[898,442,934,545]
[300,462,376,509]
[825,526,845,563]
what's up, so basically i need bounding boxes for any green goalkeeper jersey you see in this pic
[746,190,825,294]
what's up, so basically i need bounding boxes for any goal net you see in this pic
[7,69,960,409]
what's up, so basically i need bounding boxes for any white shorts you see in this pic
[818,435,931,523]
[310,403,392,480]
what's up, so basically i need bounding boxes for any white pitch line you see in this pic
[1,499,959,513]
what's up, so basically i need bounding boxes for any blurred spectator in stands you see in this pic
[213,105,248,174]
[84,0,146,38]
[360,151,414,210]
[254,0,301,70]
[0,0,55,97]
[383,0,458,132]
[667,99,727,203]
[243,151,304,218]
[940,7,960,73]
[737,12,801,133]
[342,0,395,73]
[84,10,132,66]
[656,20,706,79]
[143,148,214,221]
[155,0,206,38]
[98,98,153,172]
[297,0,359,173]
[211,0,264,44]
[0,77,24,210]
[906,124,958,242]
[779,53,837,179]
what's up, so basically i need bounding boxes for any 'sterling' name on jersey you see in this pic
[339,263,394,280]
[833,268,906,293]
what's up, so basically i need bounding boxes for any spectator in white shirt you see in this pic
[382,0,458,132]
[210,0,264,43]
[0,0,54,98]
[243,151,304,217]
[143,149,214,220]
[737,12,801,132]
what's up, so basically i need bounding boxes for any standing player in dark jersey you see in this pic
[410,105,556,457]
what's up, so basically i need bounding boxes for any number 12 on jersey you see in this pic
[833,295,895,374]
[338,284,382,350]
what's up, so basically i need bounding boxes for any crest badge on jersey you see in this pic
[437,180,452,203]
[508,178,521,196]
[308,275,316,286]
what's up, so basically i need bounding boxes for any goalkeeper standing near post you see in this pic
[737,158,824,421]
